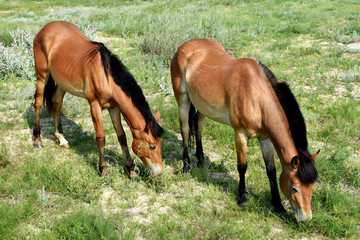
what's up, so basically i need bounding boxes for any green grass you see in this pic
[0,0,359,239]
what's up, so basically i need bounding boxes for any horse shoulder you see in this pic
[227,60,272,132]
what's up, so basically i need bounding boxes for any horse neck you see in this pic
[123,107,146,137]
[112,85,147,137]
[263,105,298,170]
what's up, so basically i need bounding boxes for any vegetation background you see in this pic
[0,0,359,239]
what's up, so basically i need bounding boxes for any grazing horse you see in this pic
[32,21,164,177]
[171,39,319,222]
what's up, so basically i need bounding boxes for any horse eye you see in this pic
[291,186,298,193]
[149,145,156,150]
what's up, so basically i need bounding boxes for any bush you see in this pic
[0,27,34,81]
[0,24,97,81]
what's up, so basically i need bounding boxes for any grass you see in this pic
[0,0,359,239]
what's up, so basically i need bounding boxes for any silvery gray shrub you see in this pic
[0,24,96,81]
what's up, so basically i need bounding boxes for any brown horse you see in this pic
[32,21,164,177]
[171,39,319,222]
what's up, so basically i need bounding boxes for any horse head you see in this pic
[280,150,319,222]
[131,110,163,176]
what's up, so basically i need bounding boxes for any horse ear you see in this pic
[154,110,160,122]
[291,156,300,169]
[312,150,320,162]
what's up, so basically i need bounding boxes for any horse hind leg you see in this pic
[259,138,285,212]
[108,106,136,178]
[33,38,50,148]
[33,68,49,148]
[178,95,192,172]
[52,87,69,148]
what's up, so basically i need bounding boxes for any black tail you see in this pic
[188,103,197,147]
[44,74,57,116]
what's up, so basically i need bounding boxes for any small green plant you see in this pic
[0,143,10,168]
[51,210,122,239]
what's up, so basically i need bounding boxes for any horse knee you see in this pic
[96,137,105,148]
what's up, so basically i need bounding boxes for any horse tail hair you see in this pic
[44,74,57,116]
[188,103,197,148]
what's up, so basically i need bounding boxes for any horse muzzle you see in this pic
[291,201,312,222]
[148,163,163,176]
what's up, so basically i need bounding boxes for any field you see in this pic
[0,0,359,239]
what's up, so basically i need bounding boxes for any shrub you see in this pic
[0,24,97,81]
[0,27,34,80]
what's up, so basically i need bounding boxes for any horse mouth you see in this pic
[148,163,163,176]
[290,200,312,223]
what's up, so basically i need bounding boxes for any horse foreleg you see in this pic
[108,106,135,179]
[235,131,248,206]
[259,139,285,212]
[195,111,205,167]
[33,80,46,148]
[89,101,108,176]
[52,88,69,148]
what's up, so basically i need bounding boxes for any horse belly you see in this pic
[188,91,231,125]
[53,76,86,98]
[200,105,230,125]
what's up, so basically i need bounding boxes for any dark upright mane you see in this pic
[258,61,318,184]
[89,41,163,139]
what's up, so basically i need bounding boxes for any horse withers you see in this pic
[32,21,164,177]
[171,39,319,222]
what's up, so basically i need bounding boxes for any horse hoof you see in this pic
[238,201,247,209]
[128,171,139,180]
[238,193,248,205]
[33,142,44,148]
[60,143,70,149]
[182,164,190,173]
[273,204,286,213]
[100,168,110,177]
